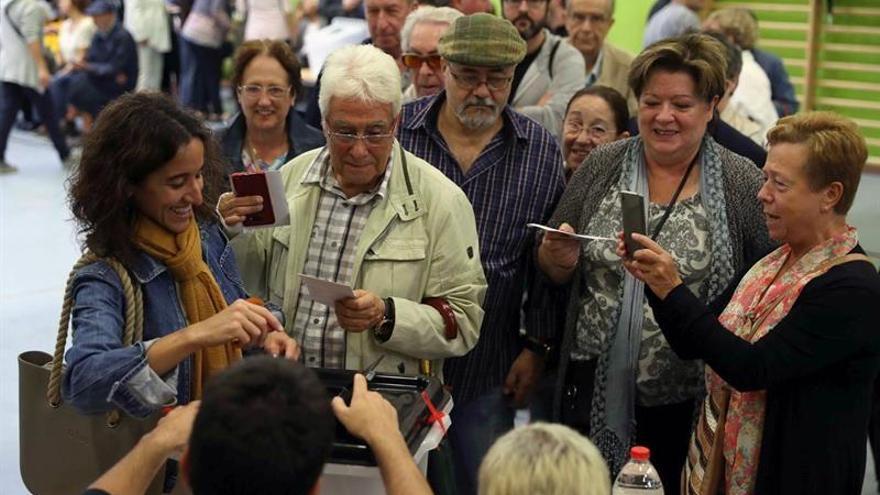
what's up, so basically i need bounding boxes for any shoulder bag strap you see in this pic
[47,253,143,407]
[4,0,26,40]
[547,39,561,79]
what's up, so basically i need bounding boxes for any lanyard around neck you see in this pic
[649,151,700,241]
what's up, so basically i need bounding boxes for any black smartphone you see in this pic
[230,172,275,226]
[620,190,646,258]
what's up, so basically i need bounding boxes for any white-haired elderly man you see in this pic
[220,44,487,377]
[400,6,462,103]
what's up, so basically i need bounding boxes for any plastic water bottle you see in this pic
[612,446,664,494]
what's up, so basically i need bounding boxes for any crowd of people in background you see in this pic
[4,0,879,494]
[0,0,800,174]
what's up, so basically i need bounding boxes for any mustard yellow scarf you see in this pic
[133,216,242,399]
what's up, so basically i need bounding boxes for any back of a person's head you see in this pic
[478,423,611,495]
[705,7,758,49]
[187,357,334,495]
[703,30,742,81]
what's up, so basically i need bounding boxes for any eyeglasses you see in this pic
[502,0,547,7]
[402,53,443,71]
[448,70,513,91]
[327,129,395,146]
[237,84,291,100]
[564,121,614,139]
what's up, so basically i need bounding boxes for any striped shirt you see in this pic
[398,93,566,403]
[293,147,393,369]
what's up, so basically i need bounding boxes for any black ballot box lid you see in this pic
[315,368,450,466]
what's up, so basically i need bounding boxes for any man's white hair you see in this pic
[319,45,402,119]
[478,423,611,495]
[400,6,462,54]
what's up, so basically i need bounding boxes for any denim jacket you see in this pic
[62,223,248,418]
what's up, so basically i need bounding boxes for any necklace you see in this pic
[246,136,289,171]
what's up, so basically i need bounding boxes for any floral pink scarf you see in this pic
[710,226,860,495]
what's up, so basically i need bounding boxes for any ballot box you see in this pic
[315,369,452,495]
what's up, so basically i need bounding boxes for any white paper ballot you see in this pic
[299,274,355,306]
[526,223,615,242]
[264,170,290,227]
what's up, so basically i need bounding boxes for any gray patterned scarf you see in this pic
[589,136,736,474]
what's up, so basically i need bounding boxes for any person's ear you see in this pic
[821,181,844,213]
[618,130,630,140]
[706,94,720,122]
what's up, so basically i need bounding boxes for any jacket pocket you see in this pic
[362,237,428,299]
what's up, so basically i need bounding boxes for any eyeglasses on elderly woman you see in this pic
[237,84,292,101]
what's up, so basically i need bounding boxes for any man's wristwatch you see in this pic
[372,297,396,343]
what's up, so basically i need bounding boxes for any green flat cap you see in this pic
[438,13,526,67]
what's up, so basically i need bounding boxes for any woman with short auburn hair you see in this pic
[622,111,880,494]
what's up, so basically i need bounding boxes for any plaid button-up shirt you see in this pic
[398,92,566,403]
[293,147,393,369]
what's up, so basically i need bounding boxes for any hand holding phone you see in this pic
[620,191,646,258]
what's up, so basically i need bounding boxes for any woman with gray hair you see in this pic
[479,423,610,495]
[538,33,773,493]
[399,6,462,102]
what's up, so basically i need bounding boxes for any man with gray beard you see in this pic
[397,13,566,495]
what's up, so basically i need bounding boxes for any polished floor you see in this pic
[1,127,879,493]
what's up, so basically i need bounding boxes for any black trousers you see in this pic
[562,358,695,495]
[0,82,68,162]
[635,399,696,495]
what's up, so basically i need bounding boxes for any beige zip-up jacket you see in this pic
[231,143,487,376]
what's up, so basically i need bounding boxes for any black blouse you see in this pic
[647,246,880,494]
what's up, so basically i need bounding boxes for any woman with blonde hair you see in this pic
[623,111,880,494]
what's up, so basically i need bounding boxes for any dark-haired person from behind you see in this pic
[217,39,324,175]
[84,357,434,495]
[64,93,299,426]
[561,85,629,181]
[186,357,332,494]
[622,112,880,494]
